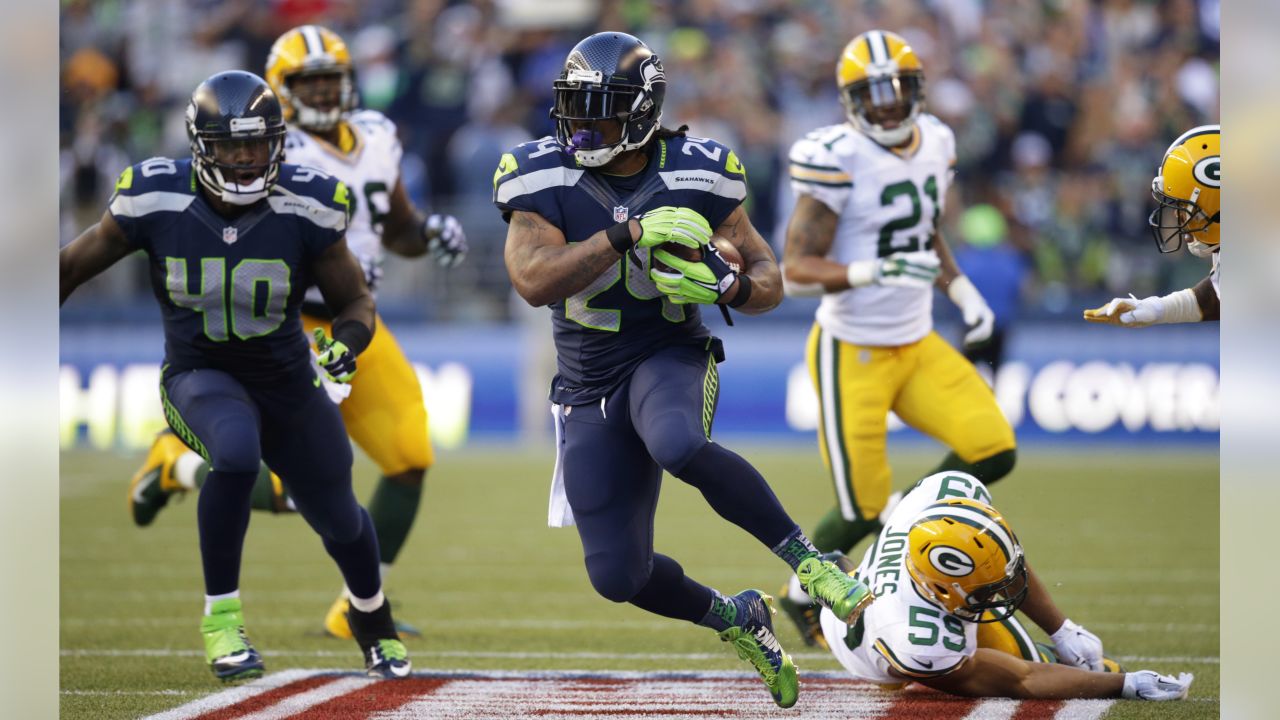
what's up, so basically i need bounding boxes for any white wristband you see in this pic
[1157,288,1202,324]
[1122,673,1139,699]
[780,264,826,297]
[846,260,875,288]
[947,274,979,305]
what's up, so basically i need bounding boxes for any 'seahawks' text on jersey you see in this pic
[818,471,1022,685]
[494,134,747,405]
[790,115,957,346]
[284,109,401,303]
[108,157,349,382]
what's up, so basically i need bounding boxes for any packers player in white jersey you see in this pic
[817,471,1193,702]
[1085,125,1220,326]
[126,25,468,639]
[776,30,1016,646]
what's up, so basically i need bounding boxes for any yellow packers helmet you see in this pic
[836,30,925,147]
[264,25,356,131]
[1149,124,1220,256]
[905,499,1028,624]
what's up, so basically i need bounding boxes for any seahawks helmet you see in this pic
[551,32,666,167]
[185,71,287,205]
[905,497,1029,624]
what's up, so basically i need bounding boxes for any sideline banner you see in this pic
[60,321,1217,450]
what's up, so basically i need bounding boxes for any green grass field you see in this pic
[60,444,1218,719]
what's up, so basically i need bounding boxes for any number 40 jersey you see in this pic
[789,115,957,347]
[284,109,402,304]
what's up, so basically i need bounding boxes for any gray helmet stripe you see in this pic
[300,25,325,59]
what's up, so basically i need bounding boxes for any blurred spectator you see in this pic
[59,0,1220,324]
[953,204,1030,377]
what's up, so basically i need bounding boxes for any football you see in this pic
[652,236,743,273]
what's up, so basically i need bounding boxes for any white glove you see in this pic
[1122,670,1194,701]
[947,275,995,346]
[1050,618,1104,671]
[424,214,468,268]
[1083,296,1163,327]
[847,251,940,289]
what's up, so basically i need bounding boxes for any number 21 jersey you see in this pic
[789,115,956,346]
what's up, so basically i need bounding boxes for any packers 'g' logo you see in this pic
[928,545,975,577]
[1193,155,1221,188]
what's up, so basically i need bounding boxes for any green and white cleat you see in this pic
[200,598,264,683]
[347,600,412,678]
[796,554,875,625]
[718,590,799,709]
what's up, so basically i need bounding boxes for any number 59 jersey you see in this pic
[284,109,402,301]
[819,471,994,684]
[789,116,956,346]
[107,157,350,383]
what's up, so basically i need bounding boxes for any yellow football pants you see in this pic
[977,611,1051,662]
[303,313,434,476]
[807,325,1015,522]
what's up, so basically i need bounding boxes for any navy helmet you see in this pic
[551,32,666,167]
[185,70,287,205]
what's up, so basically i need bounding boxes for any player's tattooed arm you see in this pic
[922,648,1124,699]
[379,179,428,257]
[313,238,376,340]
[505,210,638,307]
[716,204,781,313]
[1192,275,1219,321]
[781,194,847,291]
[60,210,135,305]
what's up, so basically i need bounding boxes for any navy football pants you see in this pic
[161,366,380,598]
[561,342,800,623]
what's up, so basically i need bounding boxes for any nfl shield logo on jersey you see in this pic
[222,227,238,245]
[613,206,629,222]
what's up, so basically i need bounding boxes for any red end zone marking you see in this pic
[1011,699,1064,719]
[194,675,335,720]
[288,677,449,719]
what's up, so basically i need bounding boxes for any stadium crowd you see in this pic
[60,0,1219,322]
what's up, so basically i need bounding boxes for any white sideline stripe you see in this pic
[62,648,1221,664]
[139,669,316,720]
[1055,699,1114,720]
[237,676,372,720]
[962,698,1019,720]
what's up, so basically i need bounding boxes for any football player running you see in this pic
[127,25,468,640]
[817,470,1194,702]
[61,71,411,680]
[495,32,875,709]
[777,30,1016,647]
[1084,125,1220,326]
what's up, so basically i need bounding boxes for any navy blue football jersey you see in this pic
[108,157,350,383]
[494,134,748,404]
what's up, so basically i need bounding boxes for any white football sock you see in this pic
[349,590,385,613]
[175,452,204,490]
[204,590,240,615]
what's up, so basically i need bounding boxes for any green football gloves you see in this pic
[651,242,740,305]
[636,206,713,249]
[313,328,357,383]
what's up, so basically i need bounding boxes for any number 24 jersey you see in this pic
[789,115,957,347]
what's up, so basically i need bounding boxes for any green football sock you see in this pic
[368,473,424,565]
[925,448,1017,485]
[810,506,879,555]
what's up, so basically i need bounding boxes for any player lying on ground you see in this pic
[495,31,876,709]
[1085,125,1219,326]
[818,470,1193,701]
[61,70,410,682]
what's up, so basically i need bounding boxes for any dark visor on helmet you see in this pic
[962,554,1029,624]
[1149,181,1215,254]
[844,73,922,125]
[552,80,637,151]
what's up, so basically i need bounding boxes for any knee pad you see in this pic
[646,424,709,475]
[207,424,262,475]
[584,552,650,603]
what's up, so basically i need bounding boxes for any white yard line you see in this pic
[235,677,373,720]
